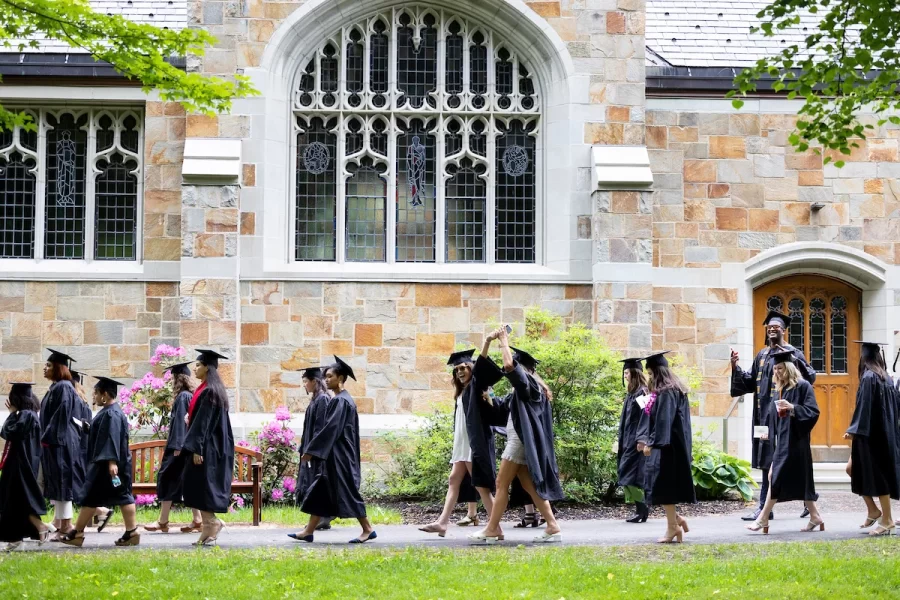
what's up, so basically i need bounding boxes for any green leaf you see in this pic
[732,99,745,109]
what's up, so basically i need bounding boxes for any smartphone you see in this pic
[504,324,512,334]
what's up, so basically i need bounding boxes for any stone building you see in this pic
[0,0,897,470]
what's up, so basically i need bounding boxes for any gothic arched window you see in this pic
[293,6,540,264]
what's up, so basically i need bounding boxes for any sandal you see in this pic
[801,519,825,532]
[114,528,141,547]
[38,528,50,545]
[143,521,169,533]
[418,523,447,538]
[868,523,895,537]
[181,521,203,533]
[657,527,683,544]
[860,513,882,529]
[456,515,479,527]
[467,530,501,545]
[513,513,541,528]
[96,509,115,533]
[745,519,769,534]
[2,542,22,552]
[60,530,85,548]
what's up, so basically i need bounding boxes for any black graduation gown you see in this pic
[79,403,135,507]
[766,380,819,502]
[181,391,235,513]
[296,391,330,505]
[39,380,83,502]
[617,387,649,489]
[643,388,695,506]
[461,355,505,492]
[846,371,900,500]
[156,390,191,502]
[73,399,92,502]
[502,365,564,502]
[0,410,45,542]
[300,391,367,519]
[731,344,815,469]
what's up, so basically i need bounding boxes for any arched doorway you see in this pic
[753,275,861,462]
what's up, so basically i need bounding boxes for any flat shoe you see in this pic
[349,531,377,544]
[533,532,561,544]
[181,521,203,533]
[467,531,501,545]
[287,533,314,543]
[418,523,447,537]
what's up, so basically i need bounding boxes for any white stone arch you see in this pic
[744,242,888,290]
[238,0,588,282]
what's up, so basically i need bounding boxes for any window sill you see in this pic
[0,259,174,281]
[244,259,590,284]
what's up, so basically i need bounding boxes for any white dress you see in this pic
[449,395,473,464]
[501,412,527,465]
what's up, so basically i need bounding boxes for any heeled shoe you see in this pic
[868,523,895,537]
[348,531,377,544]
[657,527,684,544]
[801,519,825,532]
[38,528,50,545]
[514,513,541,528]
[456,515,479,527]
[467,530,501,545]
[626,502,649,524]
[745,519,769,534]
[418,523,447,538]
[114,528,141,547]
[181,521,203,533]
[533,531,562,544]
[287,532,314,542]
[143,521,169,533]
[201,519,225,546]
[676,516,690,533]
[859,513,882,529]
[60,530,85,548]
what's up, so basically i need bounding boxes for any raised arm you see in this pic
[497,326,514,372]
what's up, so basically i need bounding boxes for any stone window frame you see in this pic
[290,5,542,268]
[0,103,145,273]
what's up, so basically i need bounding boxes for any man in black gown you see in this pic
[731,310,816,521]
[292,356,377,544]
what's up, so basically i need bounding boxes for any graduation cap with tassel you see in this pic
[618,357,643,387]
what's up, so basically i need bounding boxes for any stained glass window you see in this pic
[830,296,847,374]
[788,297,805,353]
[810,298,826,373]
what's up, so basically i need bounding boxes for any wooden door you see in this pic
[753,275,861,462]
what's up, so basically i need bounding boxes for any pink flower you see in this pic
[282,476,296,494]
[232,495,245,508]
[275,406,291,422]
[135,494,157,507]
[643,392,658,415]
[270,488,284,502]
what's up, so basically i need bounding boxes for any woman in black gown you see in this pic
[617,358,649,523]
[62,376,140,547]
[181,350,234,546]
[0,383,50,551]
[746,350,823,535]
[144,362,202,533]
[844,341,899,536]
[639,352,695,543]
[292,366,333,533]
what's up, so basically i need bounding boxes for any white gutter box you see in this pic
[182,138,242,183]
[591,145,654,190]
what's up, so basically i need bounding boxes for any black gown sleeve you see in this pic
[40,383,75,446]
[730,353,758,397]
[1,411,37,441]
[846,375,876,438]
[789,381,820,434]
[166,392,190,451]
[648,389,676,448]
[472,355,504,392]
[90,411,126,464]
[304,397,350,461]
[505,364,540,402]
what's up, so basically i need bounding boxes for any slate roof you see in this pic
[6,0,186,53]
[646,0,823,67]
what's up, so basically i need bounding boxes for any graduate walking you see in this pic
[294,366,333,531]
[617,358,650,524]
[469,327,563,545]
[290,356,377,544]
[731,310,817,522]
[0,383,50,551]
[639,352,695,543]
[39,349,84,540]
[144,362,202,533]
[61,377,140,547]
[181,350,234,546]
[71,370,113,533]
[844,341,900,536]
[746,350,823,535]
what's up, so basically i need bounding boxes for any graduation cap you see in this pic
[300,365,326,380]
[447,349,476,367]
[772,349,796,365]
[46,348,76,368]
[329,355,357,382]
[618,357,644,386]
[93,376,124,398]
[644,351,671,369]
[195,349,229,369]
[763,310,791,329]
[853,341,887,363]
[164,361,192,377]
[9,381,34,394]
[511,347,540,371]
[70,369,83,384]
[894,349,900,373]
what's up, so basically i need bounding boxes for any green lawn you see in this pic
[48,504,403,528]
[2,540,899,599]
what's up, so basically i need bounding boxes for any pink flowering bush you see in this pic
[119,345,189,439]
[252,406,299,503]
[135,494,158,507]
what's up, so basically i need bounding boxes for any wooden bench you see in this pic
[129,440,264,526]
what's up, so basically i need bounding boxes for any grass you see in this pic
[45,504,403,528]
[2,540,899,599]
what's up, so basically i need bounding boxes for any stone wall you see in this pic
[144,101,187,262]
[0,281,180,395]
[237,282,592,414]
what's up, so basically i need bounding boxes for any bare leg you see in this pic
[467,503,477,518]
[753,467,777,528]
[27,514,49,533]
[479,460,519,538]
[803,500,823,524]
[158,500,173,524]
[355,517,374,542]
[120,504,137,531]
[423,462,468,532]
[198,510,223,543]
[297,515,321,537]
[660,505,682,542]
[861,495,881,526]
[73,507,97,533]
[515,465,560,535]
[875,495,894,528]
[466,462,495,519]
[192,508,202,524]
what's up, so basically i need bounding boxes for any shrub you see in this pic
[238,406,298,502]
[119,345,188,439]
[380,409,455,500]
[691,428,756,501]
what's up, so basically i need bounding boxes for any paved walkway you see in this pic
[14,510,895,552]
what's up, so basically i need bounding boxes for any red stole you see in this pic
[188,382,207,424]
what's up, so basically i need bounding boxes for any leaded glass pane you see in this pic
[446,162,485,263]
[345,165,386,262]
[94,155,137,260]
[496,120,535,263]
[830,296,847,374]
[370,21,389,103]
[470,32,488,96]
[810,297,826,373]
[0,153,36,258]
[766,295,783,313]
[346,30,364,107]
[44,112,87,260]
[446,23,463,96]
[788,297,804,354]
[296,118,336,261]
[397,14,437,109]
[396,120,436,262]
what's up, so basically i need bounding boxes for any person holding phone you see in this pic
[731,311,817,522]
[617,358,650,524]
[61,376,139,547]
[746,350,823,535]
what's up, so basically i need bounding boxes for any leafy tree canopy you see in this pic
[0,0,258,130]
[728,0,900,166]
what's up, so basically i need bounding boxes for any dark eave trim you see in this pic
[647,66,773,94]
[0,53,186,79]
